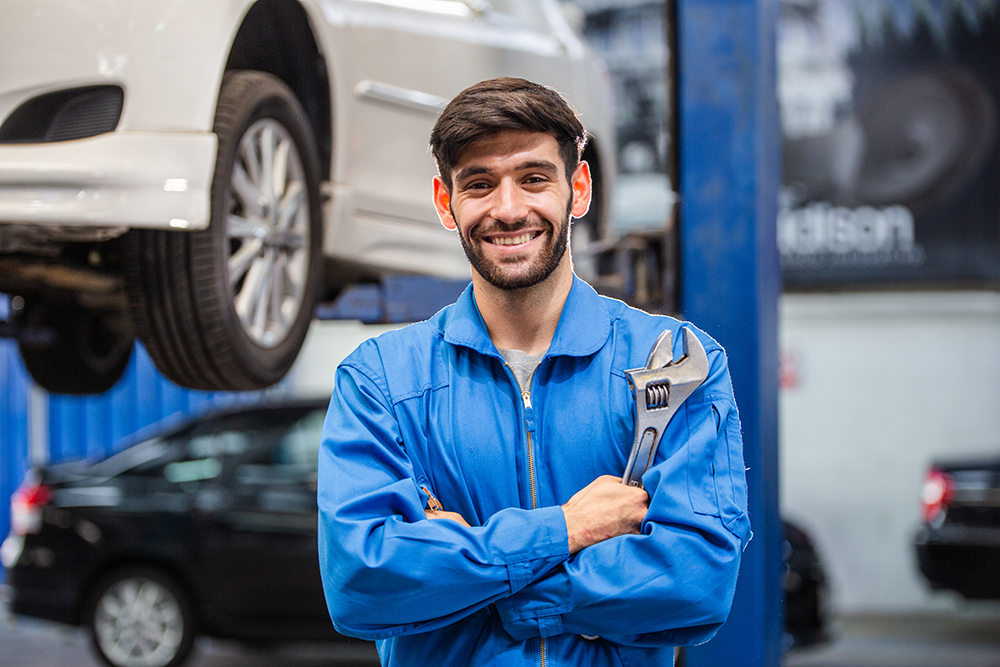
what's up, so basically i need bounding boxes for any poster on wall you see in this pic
[778,0,1000,288]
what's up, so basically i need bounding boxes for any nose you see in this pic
[491,177,529,224]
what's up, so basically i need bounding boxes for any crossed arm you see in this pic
[428,474,649,556]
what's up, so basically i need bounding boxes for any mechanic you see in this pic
[317,77,750,667]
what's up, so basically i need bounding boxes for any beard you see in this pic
[455,199,572,291]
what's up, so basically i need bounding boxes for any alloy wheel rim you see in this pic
[226,118,310,348]
[95,577,184,667]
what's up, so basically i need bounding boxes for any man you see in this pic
[318,77,750,667]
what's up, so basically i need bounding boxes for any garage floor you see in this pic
[785,613,1000,667]
[4,594,1000,667]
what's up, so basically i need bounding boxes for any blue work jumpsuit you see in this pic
[318,277,750,666]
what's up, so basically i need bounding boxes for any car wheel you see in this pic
[123,70,323,391]
[13,294,133,395]
[85,566,196,667]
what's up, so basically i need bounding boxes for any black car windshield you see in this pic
[88,437,172,479]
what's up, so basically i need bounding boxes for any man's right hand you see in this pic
[561,475,650,555]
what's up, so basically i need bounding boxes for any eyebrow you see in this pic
[454,160,561,185]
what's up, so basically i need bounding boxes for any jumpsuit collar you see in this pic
[441,275,613,359]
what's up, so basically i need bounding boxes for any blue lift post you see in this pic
[676,0,783,666]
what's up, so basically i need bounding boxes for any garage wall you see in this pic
[779,290,1000,613]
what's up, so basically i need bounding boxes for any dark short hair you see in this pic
[429,77,588,190]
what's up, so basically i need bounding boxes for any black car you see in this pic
[781,519,829,650]
[3,398,829,667]
[915,456,1000,599]
[1,398,345,667]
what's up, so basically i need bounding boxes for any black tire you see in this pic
[123,70,324,391]
[14,294,133,395]
[85,566,197,667]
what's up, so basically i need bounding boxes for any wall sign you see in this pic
[778,0,1000,288]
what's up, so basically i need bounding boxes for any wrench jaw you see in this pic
[621,327,710,488]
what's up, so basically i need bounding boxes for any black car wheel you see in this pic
[123,70,323,391]
[13,294,133,395]
[85,566,196,667]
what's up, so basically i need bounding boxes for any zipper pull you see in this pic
[421,485,444,512]
[521,391,532,410]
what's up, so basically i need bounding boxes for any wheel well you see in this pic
[77,556,201,627]
[226,0,332,180]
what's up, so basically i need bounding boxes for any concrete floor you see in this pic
[4,595,1000,667]
[785,613,1000,667]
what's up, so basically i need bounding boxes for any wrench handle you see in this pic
[622,428,659,487]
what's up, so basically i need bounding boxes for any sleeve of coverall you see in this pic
[316,354,571,641]
[492,348,751,648]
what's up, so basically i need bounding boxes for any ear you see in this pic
[433,176,457,231]
[570,161,592,219]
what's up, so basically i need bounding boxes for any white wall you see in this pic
[779,291,1000,613]
[284,319,404,398]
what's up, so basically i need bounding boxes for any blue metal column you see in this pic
[676,1,782,665]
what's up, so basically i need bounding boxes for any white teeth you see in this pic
[491,233,534,246]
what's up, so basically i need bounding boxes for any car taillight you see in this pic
[11,481,52,535]
[921,469,954,524]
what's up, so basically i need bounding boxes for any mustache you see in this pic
[468,218,552,241]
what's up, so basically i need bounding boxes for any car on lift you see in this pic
[0,0,614,395]
[915,455,1000,600]
[2,397,830,667]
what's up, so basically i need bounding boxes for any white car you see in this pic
[0,0,614,394]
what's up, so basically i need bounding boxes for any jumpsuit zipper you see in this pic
[506,361,545,667]
[506,362,540,511]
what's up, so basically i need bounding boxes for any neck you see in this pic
[472,259,574,356]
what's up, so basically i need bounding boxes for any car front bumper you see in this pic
[0,131,216,232]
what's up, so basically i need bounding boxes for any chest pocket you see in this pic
[685,396,750,542]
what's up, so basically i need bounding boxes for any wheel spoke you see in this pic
[239,131,262,187]
[260,124,276,204]
[227,213,258,239]
[273,137,291,202]
[276,181,304,233]
[235,256,266,327]
[252,250,277,336]
[99,595,125,623]
[284,250,306,296]
[270,252,291,331]
[137,581,160,615]
[231,162,263,217]
[229,238,264,287]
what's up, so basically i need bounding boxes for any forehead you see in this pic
[454,130,565,176]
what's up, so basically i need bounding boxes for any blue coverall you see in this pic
[318,277,750,666]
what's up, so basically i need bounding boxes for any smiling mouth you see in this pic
[488,232,540,246]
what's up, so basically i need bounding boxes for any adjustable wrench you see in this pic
[621,326,709,487]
